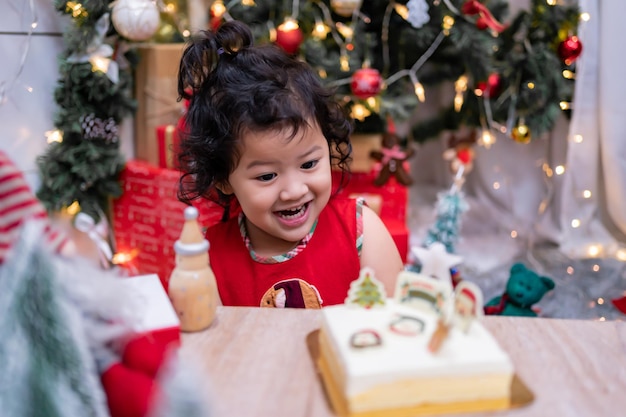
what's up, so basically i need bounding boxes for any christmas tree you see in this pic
[36,0,139,223]
[213,0,580,144]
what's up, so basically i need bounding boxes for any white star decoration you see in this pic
[411,242,462,284]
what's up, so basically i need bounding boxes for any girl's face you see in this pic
[221,122,332,257]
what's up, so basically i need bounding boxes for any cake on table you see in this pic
[316,254,515,416]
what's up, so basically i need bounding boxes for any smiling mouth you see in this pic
[275,202,309,220]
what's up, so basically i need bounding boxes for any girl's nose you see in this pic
[279,179,308,201]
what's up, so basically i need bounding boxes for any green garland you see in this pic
[36,0,136,222]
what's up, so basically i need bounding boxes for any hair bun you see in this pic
[215,20,253,55]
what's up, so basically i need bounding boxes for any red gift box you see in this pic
[332,168,409,261]
[156,124,181,169]
[112,160,225,286]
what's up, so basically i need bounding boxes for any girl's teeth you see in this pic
[279,204,306,219]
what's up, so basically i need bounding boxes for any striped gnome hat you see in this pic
[0,151,74,264]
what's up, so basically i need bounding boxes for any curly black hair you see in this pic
[176,20,353,217]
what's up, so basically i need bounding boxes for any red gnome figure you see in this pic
[0,150,74,264]
[369,120,414,186]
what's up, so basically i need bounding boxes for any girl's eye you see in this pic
[256,173,276,182]
[301,160,319,170]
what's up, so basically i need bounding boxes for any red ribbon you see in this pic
[462,0,507,33]
[381,145,407,165]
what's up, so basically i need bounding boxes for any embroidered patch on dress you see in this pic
[260,278,323,309]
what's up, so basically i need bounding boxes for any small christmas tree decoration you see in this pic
[423,187,469,255]
[345,267,386,308]
[275,17,304,55]
[558,35,583,66]
[330,0,363,17]
[511,121,531,144]
[351,68,383,100]
[168,206,219,332]
[111,0,161,41]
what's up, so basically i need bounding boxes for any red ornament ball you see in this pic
[558,35,583,65]
[276,23,304,55]
[477,73,502,98]
[350,68,383,99]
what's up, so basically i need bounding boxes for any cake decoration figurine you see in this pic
[394,270,452,314]
[167,206,219,332]
[345,267,386,309]
[427,317,451,353]
[453,281,484,333]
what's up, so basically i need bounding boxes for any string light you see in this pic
[493,182,500,190]
[66,2,88,19]
[365,97,379,112]
[414,82,426,102]
[554,165,565,175]
[566,266,574,274]
[572,134,583,143]
[588,245,603,259]
[616,249,626,261]
[442,15,455,35]
[582,190,592,198]
[45,129,63,143]
[571,219,580,228]
[454,75,468,112]
[340,52,350,72]
[66,201,81,215]
[510,230,518,238]
[580,12,590,22]
[335,22,354,40]
[479,129,495,148]
[211,0,226,19]
[89,56,111,74]
[350,103,371,121]
[312,19,330,39]
[559,101,571,110]
[562,69,575,79]
[546,0,556,6]
[393,4,409,20]
[1,0,37,107]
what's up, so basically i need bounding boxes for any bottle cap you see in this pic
[174,206,210,255]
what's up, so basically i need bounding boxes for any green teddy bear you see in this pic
[484,263,555,317]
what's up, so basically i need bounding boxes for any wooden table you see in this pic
[180,307,626,417]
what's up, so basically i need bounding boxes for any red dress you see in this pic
[205,197,362,307]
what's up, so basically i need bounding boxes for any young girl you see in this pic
[176,20,404,308]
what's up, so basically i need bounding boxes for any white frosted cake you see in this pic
[317,266,515,415]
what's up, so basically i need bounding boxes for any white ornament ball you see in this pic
[112,0,160,41]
